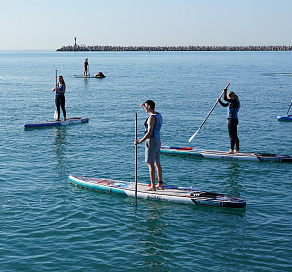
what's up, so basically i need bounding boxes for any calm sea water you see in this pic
[0,51,291,271]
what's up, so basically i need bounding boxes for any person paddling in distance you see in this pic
[84,58,89,76]
[218,87,240,154]
[52,75,66,121]
[134,100,163,191]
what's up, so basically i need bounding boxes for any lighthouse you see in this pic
[74,37,77,46]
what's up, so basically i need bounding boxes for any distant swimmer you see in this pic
[53,75,66,121]
[84,58,89,76]
[218,87,240,154]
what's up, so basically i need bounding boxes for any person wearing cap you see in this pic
[134,100,163,191]
[218,87,240,154]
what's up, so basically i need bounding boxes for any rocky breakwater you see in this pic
[57,45,292,51]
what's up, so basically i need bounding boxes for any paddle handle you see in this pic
[188,83,230,143]
[135,113,138,206]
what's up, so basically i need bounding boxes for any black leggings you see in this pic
[228,118,239,151]
[55,95,66,120]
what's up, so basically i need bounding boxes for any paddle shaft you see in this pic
[188,83,230,143]
[54,70,58,120]
[135,113,138,206]
[287,100,292,115]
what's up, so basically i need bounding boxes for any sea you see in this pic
[0,50,291,272]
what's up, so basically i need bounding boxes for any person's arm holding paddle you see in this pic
[217,86,229,106]
[53,80,66,95]
[188,83,230,142]
[53,83,65,94]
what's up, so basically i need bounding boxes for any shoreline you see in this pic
[57,45,292,52]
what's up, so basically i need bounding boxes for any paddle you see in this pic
[54,70,58,120]
[188,83,230,142]
[287,100,292,115]
[135,113,138,206]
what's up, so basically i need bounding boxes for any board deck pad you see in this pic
[160,146,292,162]
[69,175,246,208]
[24,117,89,128]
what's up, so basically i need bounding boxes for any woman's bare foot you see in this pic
[156,182,164,190]
[146,186,156,191]
[235,150,240,153]
[224,150,234,155]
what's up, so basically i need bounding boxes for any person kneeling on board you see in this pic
[218,87,240,154]
[134,100,163,191]
[52,76,66,121]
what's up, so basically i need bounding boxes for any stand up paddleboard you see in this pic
[161,146,292,162]
[277,115,292,121]
[24,117,89,128]
[69,175,246,208]
[72,74,105,78]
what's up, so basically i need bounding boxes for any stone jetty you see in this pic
[57,45,292,52]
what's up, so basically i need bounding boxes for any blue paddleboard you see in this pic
[24,117,89,128]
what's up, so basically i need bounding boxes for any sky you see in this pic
[0,0,292,50]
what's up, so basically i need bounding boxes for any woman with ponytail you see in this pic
[218,87,240,154]
[52,75,66,121]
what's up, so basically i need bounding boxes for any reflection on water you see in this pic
[225,161,244,197]
[83,77,88,85]
[134,203,174,271]
[52,127,68,177]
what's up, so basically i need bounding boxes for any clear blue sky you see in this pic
[1,0,291,50]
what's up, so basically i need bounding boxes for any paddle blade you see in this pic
[188,130,199,142]
[54,109,58,120]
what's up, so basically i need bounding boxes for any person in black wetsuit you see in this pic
[84,58,88,76]
[218,87,240,154]
[52,76,66,121]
